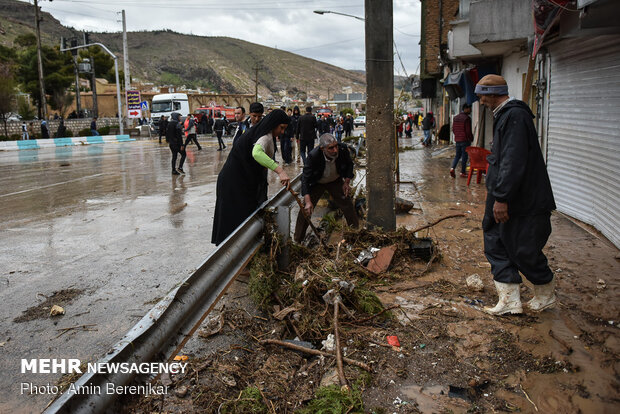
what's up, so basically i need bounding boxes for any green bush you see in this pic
[341,108,355,117]
[78,128,91,137]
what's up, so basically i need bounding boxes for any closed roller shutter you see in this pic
[547,35,620,248]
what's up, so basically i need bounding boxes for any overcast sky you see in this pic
[27,0,421,76]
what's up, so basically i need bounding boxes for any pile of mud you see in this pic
[117,222,584,413]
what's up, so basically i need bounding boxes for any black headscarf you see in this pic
[236,108,290,147]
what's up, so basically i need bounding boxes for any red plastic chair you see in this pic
[465,146,492,186]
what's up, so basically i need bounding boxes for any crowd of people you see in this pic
[166,85,558,318]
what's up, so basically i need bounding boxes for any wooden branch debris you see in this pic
[287,188,329,250]
[334,300,348,389]
[260,339,372,372]
[411,213,466,234]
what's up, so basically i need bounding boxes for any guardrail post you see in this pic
[276,205,291,270]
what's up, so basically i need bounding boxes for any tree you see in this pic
[0,63,17,137]
[79,46,114,83]
[17,44,74,117]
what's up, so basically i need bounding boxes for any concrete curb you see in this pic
[0,135,135,151]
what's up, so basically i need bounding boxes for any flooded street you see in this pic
[2,131,619,413]
[0,137,301,413]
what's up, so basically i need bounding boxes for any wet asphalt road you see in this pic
[0,136,302,413]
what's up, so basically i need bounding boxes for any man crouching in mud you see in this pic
[475,74,557,316]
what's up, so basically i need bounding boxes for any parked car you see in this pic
[354,116,366,127]
[5,113,22,122]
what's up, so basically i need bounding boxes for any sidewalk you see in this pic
[116,135,620,413]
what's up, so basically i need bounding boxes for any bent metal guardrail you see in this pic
[44,175,301,414]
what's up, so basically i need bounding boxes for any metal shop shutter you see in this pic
[547,34,620,247]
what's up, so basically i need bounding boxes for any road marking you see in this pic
[0,173,106,198]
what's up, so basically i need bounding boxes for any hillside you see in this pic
[0,0,366,98]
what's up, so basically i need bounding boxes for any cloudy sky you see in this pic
[27,0,421,76]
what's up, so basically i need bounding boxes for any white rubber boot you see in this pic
[484,281,523,315]
[526,278,556,312]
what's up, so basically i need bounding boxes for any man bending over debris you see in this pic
[294,133,359,243]
[476,74,557,315]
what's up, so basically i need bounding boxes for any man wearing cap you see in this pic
[450,103,474,177]
[475,74,557,316]
[294,133,359,243]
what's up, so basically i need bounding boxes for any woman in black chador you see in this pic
[211,109,291,245]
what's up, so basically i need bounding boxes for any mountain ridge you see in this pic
[0,0,366,99]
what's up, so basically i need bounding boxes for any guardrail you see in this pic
[44,175,301,414]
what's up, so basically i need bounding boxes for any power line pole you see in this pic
[121,10,130,125]
[33,0,47,119]
[252,63,262,102]
[365,0,395,230]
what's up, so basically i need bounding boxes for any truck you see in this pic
[194,105,237,135]
[150,93,190,132]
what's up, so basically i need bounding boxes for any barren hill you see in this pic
[0,0,366,98]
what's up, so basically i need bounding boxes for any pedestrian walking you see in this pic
[166,112,186,175]
[184,114,202,150]
[281,108,294,164]
[475,74,557,316]
[450,103,474,178]
[158,115,168,144]
[421,112,435,146]
[56,119,67,138]
[214,115,228,151]
[343,113,354,138]
[211,109,291,245]
[40,120,49,139]
[297,106,318,164]
[90,117,100,136]
[293,133,359,243]
[291,105,301,161]
[21,121,28,140]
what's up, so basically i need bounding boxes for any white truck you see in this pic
[150,93,190,132]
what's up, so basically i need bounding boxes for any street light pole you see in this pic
[34,0,48,120]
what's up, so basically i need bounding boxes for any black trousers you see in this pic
[299,139,314,165]
[170,145,186,171]
[281,136,293,163]
[184,133,201,149]
[294,177,359,242]
[215,130,225,149]
[483,213,553,285]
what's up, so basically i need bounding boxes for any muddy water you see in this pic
[377,137,620,412]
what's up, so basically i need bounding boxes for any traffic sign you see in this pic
[126,90,141,110]
[140,101,149,111]
[128,109,142,119]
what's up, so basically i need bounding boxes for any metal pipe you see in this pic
[44,176,301,414]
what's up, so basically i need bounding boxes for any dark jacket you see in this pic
[452,112,473,142]
[343,117,354,132]
[483,100,555,227]
[298,113,318,141]
[421,114,435,130]
[166,113,184,147]
[159,117,168,137]
[317,118,330,135]
[301,143,354,196]
[214,118,227,132]
[90,120,97,130]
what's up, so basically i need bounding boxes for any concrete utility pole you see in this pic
[122,10,130,126]
[33,0,48,119]
[73,53,81,116]
[252,63,262,102]
[365,0,395,230]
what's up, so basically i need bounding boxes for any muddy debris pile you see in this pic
[119,225,578,413]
